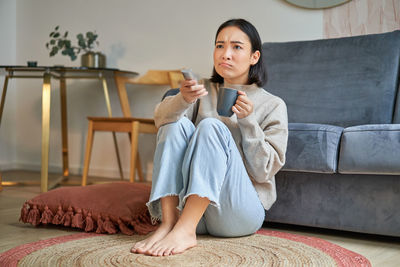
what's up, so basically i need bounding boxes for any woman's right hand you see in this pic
[180,79,208,104]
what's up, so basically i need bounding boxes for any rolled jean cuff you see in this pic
[146,193,179,224]
[178,193,218,212]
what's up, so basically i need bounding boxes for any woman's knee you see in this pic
[197,118,225,129]
[196,118,230,139]
[157,117,195,142]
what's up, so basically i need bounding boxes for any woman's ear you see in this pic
[250,50,260,65]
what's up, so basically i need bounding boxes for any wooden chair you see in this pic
[81,70,184,186]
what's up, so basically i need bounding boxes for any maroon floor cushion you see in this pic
[19,182,158,235]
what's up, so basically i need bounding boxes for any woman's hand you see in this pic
[180,79,208,104]
[233,90,253,119]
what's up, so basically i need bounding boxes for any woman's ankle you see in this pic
[159,220,177,230]
[171,219,197,236]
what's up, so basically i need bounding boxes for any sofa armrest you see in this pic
[338,124,400,175]
[283,123,343,173]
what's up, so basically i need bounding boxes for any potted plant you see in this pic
[45,26,106,68]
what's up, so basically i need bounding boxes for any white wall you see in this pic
[0,0,17,169]
[0,0,323,178]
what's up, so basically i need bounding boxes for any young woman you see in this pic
[131,18,288,257]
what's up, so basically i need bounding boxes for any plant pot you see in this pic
[81,52,106,68]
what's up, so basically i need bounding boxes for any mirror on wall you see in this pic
[284,0,351,9]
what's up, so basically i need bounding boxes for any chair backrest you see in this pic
[114,69,185,118]
[262,30,400,127]
[129,69,184,88]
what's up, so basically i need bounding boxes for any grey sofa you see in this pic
[262,30,400,237]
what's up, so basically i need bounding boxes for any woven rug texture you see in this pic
[0,229,371,267]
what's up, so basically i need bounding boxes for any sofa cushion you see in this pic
[282,123,343,173]
[262,30,400,127]
[338,124,400,174]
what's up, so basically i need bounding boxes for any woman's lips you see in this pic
[219,63,232,68]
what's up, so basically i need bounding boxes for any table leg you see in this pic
[0,75,9,126]
[41,73,51,192]
[60,77,69,177]
[0,76,9,189]
[102,77,124,180]
[114,75,132,117]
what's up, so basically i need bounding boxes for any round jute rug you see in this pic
[0,229,371,267]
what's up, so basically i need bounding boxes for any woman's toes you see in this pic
[136,246,148,254]
[164,248,173,256]
[151,247,160,256]
[131,242,143,253]
[147,245,157,256]
[156,249,164,257]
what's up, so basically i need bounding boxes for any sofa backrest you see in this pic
[262,30,400,127]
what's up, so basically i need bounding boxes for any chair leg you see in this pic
[136,155,144,182]
[0,171,3,191]
[129,132,144,182]
[82,121,95,186]
[130,121,140,183]
[112,132,125,181]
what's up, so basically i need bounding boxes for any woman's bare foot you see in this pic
[131,222,174,254]
[147,226,197,256]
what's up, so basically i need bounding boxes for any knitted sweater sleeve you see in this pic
[237,97,288,183]
[153,92,195,128]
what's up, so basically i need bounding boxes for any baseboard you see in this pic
[0,161,149,179]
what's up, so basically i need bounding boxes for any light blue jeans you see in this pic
[147,117,265,237]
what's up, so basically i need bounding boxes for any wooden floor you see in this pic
[1,170,399,266]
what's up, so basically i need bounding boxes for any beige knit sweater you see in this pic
[154,79,288,210]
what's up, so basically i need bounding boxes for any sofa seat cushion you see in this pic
[282,123,343,173]
[338,124,400,175]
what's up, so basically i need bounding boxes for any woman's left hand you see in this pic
[232,90,253,119]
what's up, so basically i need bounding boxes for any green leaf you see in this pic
[67,48,77,61]
[61,49,68,55]
[50,46,59,57]
[67,48,76,57]
[49,32,54,37]
[86,32,94,39]
[77,33,84,40]
[64,31,68,38]
[53,33,60,38]
[78,39,86,49]
[55,25,59,31]
[50,39,56,45]
[46,43,49,49]
[57,40,64,48]
[65,40,71,48]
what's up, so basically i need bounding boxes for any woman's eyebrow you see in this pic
[215,40,244,44]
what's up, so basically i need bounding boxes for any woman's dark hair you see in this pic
[210,18,267,87]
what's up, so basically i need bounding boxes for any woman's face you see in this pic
[213,26,260,85]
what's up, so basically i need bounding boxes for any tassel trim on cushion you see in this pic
[84,212,95,232]
[40,206,54,224]
[20,201,158,235]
